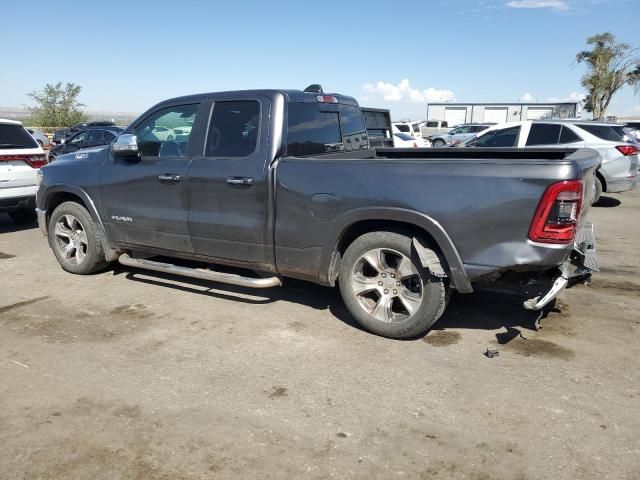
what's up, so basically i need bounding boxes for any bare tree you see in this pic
[26,82,88,127]
[576,32,640,119]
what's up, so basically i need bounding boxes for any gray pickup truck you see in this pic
[36,86,598,339]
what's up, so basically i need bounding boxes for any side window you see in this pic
[287,103,341,156]
[441,121,448,128]
[206,101,260,158]
[559,126,582,144]
[88,130,103,144]
[426,121,438,128]
[69,131,89,144]
[134,104,198,157]
[526,124,562,146]
[103,130,116,143]
[340,105,369,152]
[475,126,520,147]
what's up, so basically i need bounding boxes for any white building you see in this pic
[426,102,581,127]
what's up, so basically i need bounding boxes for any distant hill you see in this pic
[0,106,139,127]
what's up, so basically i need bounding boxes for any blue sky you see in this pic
[2,0,639,120]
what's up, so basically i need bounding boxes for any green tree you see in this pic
[26,82,88,127]
[576,32,640,119]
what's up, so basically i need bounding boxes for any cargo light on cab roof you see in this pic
[317,95,338,103]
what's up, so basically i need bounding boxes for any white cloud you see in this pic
[567,91,586,102]
[361,79,455,104]
[523,92,586,103]
[520,93,535,102]
[506,0,569,11]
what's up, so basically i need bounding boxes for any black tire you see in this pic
[338,231,448,339]
[48,201,108,274]
[432,139,446,147]
[593,176,603,205]
[8,209,36,224]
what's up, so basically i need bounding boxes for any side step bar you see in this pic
[118,253,282,289]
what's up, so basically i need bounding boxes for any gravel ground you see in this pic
[0,190,638,479]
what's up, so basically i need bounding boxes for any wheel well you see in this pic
[329,219,444,285]
[46,192,87,223]
[595,169,606,192]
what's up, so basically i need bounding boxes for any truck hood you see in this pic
[49,146,108,167]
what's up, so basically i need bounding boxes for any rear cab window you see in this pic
[286,102,369,157]
[0,124,39,149]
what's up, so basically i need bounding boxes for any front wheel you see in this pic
[48,202,108,274]
[431,139,446,147]
[338,232,448,339]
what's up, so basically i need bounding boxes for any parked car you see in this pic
[465,120,639,203]
[429,123,493,147]
[52,127,71,145]
[420,120,449,138]
[48,127,122,162]
[36,87,599,339]
[26,128,51,148]
[392,122,422,138]
[393,132,429,148]
[0,118,47,224]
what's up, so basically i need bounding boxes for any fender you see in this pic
[39,184,119,261]
[320,207,473,293]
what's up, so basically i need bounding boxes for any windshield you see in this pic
[0,124,39,149]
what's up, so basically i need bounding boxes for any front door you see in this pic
[100,102,203,253]
[187,97,273,268]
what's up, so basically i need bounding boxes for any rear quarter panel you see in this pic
[274,150,599,286]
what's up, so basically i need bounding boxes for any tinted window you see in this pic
[103,130,116,142]
[526,124,561,146]
[412,124,420,132]
[426,121,438,128]
[287,103,341,156]
[473,126,520,147]
[396,124,410,133]
[206,101,260,158]
[340,105,369,151]
[395,133,413,141]
[0,124,39,149]
[441,121,448,128]
[576,124,623,142]
[134,104,198,157]
[88,130,104,143]
[471,125,488,133]
[559,126,581,144]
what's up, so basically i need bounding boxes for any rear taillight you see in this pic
[0,154,48,168]
[616,145,639,156]
[529,180,582,244]
[412,142,418,148]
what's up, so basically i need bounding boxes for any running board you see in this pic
[118,253,282,289]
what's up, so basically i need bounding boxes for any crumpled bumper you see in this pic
[524,222,598,310]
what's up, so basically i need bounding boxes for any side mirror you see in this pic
[111,134,139,157]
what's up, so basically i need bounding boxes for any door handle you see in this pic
[226,177,254,186]
[158,174,182,183]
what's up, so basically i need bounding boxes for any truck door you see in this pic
[100,102,204,253]
[187,97,273,268]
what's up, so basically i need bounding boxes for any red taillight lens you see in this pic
[529,180,583,244]
[0,154,48,168]
[616,145,639,156]
[316,95,338,103]
[412,142,418,148]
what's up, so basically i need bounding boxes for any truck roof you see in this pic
[153,89,360,108]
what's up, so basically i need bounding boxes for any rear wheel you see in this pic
[338,232,448,339]
[8,209,36,224]
[48,202,108,274]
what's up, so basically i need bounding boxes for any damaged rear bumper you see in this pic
[523,222,598,310]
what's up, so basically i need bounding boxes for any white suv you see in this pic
[0,119,47,224]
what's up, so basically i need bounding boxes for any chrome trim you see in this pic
[118,253,282,289]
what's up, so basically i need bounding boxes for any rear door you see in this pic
[100,102,203,253]
[187,96,273,267]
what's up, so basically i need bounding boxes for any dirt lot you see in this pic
[1,191,639,480]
